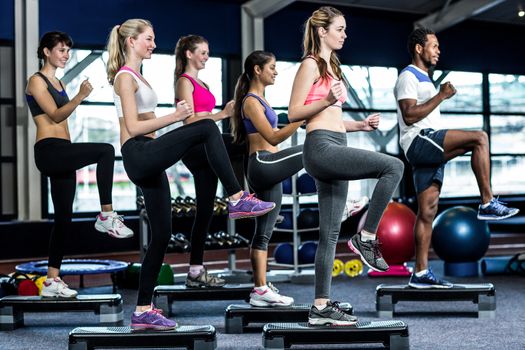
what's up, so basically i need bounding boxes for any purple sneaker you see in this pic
[131,306,177,332]
[228,191,275,219]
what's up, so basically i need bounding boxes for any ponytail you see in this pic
[231,72,251,144]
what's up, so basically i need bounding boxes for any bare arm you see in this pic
[344,113,380,132]
[288,59,338,122]
[244,97,301,146]
[115,73,192,137]
[398,81,456,125]
[175,77,231,124]
[26,75,91,123]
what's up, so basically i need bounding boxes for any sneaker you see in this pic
[131,305,177,332]
[249,283,294,307]
[308,301,357,326]
[408,268,453,289]
[478,198,520,220]
[348,234,389,272]
[228,191,275,219]
[41,277,78,298]
[185,267,226,288]
[95,212,134,238]
[341,196,369,222]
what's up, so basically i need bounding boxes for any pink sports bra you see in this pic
[177,73,216,113]
[303,57,347,107]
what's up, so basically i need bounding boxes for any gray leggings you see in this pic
[303,130,404,299]
[247,145,304,250]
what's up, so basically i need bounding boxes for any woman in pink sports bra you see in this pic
[174,35,246,289]
[288,6,404,326]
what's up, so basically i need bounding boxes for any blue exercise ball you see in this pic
[297,208,319,229]
[274,243,294,264]
[298,241,317,264]
[297,173,316,194]
[432,206,490,263]
[282,177,292,194]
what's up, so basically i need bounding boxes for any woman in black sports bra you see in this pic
[25,31,133,298]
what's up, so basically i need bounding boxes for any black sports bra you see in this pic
[26,72,69,117]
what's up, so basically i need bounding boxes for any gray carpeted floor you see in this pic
[1,261,524,349]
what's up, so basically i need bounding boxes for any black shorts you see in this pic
[406,128,448,194]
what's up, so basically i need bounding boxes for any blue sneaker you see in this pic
[131,305,177,331]
[408,268,453,289]
[478,198,519,220]
[228,191,275,219]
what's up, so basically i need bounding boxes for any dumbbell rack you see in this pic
[269,132,319,283]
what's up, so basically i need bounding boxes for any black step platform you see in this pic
[376,283,496,319]
[153,283,252,315]
[68,325,216,350]
[225,302,353,334]
[262,321,409,350]
[0,294,123,331]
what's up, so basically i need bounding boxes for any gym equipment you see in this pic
[273,243,294,265]
[16,259,128,293]
[282,177,292,194]
[332,259,364,278]
[358,202,416,277]
[153,284,252,315]
[224,302,352,334]
[275,210,293,230]
[296,173,316,194]
[376,283,495,319]
[68,325,216,350]
[482,253,525,276]
[297,241,317,264]
[262,321,409,350]
[0,294,123,331]
[167,233,191,253]
[297,208,319,229]
[157,263,174,286]
[432,206,490,277]
[277,112,289,125]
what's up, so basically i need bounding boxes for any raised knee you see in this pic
[387,157,405,179]
[476,131,488,146]
[419,203,438,223]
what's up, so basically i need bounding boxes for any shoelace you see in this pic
[490,197,510,214]
[111,214,125,227]
[370,240,383,260]
[242,193,263,203]
[328,301,349,318]
[267,282,280,294]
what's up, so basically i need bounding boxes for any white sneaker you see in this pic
[341,196,369,222]
[249,283,294,307]
[95,212,134,239]
[41,277,78,298]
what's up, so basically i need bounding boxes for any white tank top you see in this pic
[113,66,158,117]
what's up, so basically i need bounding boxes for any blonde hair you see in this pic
[106,18,152,84]
[303,6,344,80]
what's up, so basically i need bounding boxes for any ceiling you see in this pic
[296,0,525,26]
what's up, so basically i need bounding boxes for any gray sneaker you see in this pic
[348,234,389,272]
[185,267,226,288]
[308,301,357,326]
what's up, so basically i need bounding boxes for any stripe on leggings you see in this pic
[255,151,303,164]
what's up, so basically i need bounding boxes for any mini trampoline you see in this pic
[16,259,129,293]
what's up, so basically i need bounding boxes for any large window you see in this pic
[48,50,224,215]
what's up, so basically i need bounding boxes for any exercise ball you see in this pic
[298,241,317,264]
[276,209,293,230]
[297,208,319,229]
[432,206,490,276]
[282,177,292,194]
[297,173,316,194]
[358,202,416,265]
[274,243,294,264]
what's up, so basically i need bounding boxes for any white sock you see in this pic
[189,265,204,276]
[314,303,327,310]
[254,285,268,292]
[481,199,493,208]
[101,211,114,217]
[360,230,376,242]
[415,269,428,277]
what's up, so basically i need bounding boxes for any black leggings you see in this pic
[121,119,242,306]
[182,133,246,266]
[34,138,115,270]
[247,145,304,250]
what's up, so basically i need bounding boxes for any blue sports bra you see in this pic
[241,93,277,134]
[25,72,69,117]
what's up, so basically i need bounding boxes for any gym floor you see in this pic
[0,260,523,350]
